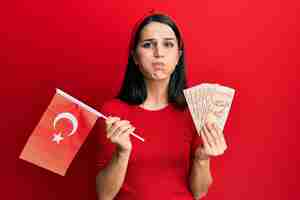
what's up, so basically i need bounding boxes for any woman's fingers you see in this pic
[110,123,132,139]
[207,123,223,155]
[206,123,219,145]
[104,116,133,151]
[208,123,223,148]
[110,126,135,144]
[105,117,120,132]
[107,120,130,138]
[201,122,227,156]
[111,120,130,133]
[202,123,215,147]
[200,125,215,155]
[199,127,210,150]
[212,123,227,151]
[121,127,136,137]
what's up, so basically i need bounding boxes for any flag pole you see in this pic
[56,88,145,142]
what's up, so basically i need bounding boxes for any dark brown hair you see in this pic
[117,13,187,109]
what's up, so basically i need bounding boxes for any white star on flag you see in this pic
[52,133,64,144]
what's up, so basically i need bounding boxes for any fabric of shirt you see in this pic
[95,99,202,200]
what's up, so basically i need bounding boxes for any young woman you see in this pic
[96,12,227,200]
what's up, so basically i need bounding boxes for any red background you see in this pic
[3,0,299,199]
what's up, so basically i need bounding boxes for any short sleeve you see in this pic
[185,109,203,158]
[191,130,203,156]
[95,100,118,174]
[95,118,116,174]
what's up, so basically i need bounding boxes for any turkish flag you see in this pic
[19,89,98,176]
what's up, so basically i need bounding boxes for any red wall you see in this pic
[4,0,299,199]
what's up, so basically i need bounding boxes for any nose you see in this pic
[153,44,164,58]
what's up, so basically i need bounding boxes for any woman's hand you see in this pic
[105,116,135,153]
[195,122,227,161]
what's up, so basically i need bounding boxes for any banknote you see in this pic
[183,83,235,134]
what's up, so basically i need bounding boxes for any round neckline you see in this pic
[136,103,171,112]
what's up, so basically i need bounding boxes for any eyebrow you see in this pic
[141,37,177,42]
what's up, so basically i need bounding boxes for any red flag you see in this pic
[19,89,98,176]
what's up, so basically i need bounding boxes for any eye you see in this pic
[142,42,152,48]
[164,42,174,48]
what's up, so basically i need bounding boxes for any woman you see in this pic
[96,12,227,200]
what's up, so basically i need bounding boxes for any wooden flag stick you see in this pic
[56,88,145,142]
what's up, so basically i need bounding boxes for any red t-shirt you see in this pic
[95,99,202,200]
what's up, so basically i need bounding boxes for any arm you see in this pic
[189,122,227,199]
[96,148,131,200]
[189,148,213,200]
[96,117,135,200]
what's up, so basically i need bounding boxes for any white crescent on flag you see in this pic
[53,112,78,136]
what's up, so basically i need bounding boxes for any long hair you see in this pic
[117,13,187,109]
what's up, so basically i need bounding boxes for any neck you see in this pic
[141,78,170,109]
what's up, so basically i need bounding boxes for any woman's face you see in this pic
[133,22,181,81]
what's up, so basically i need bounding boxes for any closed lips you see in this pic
[152,62,165,68]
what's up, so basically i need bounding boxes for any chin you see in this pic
[144,74,168,81]
[152,76,170,81]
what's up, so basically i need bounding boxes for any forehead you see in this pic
[139,22,177,40]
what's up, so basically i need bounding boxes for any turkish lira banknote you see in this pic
[183,83,235,134]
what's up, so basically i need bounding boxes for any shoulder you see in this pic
[100,98,131,118]
[172,104,191,118]
[177,106,196,130]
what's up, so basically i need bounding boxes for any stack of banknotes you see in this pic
[183,83,235,134]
